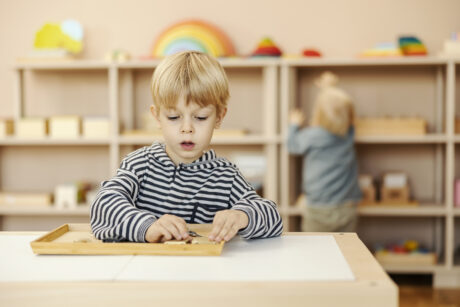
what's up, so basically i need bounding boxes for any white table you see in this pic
[0,232,398,307]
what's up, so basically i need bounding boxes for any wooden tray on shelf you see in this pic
[30,223,224,256]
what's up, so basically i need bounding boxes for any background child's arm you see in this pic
[227,170,283,239]
[287,109,312,155]
[90,150,156,242]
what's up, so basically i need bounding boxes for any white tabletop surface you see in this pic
[0,233,355,282]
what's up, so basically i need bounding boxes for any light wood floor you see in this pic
[394,274,460,307]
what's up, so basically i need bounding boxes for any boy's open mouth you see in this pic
[180,141,195,150]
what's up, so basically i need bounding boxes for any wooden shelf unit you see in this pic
[279,57,458,281]
[3,57,460,285]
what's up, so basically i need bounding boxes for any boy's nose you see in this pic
[180,120,194,134]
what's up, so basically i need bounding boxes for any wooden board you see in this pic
[375,251,437,266]
[30,223,224,256]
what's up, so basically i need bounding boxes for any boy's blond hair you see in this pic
[310,71,354,137]
[150,51,229,115]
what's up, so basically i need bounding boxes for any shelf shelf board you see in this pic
[355,134,448,144]
[452,135,460,143]
[0,137,111,146]
[358,204,447,216]
[14,60,110,70]
[282,56,448,67]
[117,58,280,69]
[0,205,90,216]
[281,204,447,217]
[118,134,281,145]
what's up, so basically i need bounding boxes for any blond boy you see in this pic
[91,51,283,243]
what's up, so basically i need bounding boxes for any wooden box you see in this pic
[0,119,14,138]
[375,251,437,266]
[16,118,48,138]
[381,186,409,203]
[358,175,376,205]
[30,223,225,256]
[49,116,81,139]
[82,117,110,138]
[355,117,426,136]
[0,192,52,207]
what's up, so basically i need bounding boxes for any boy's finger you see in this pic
[161,222,182,240]
[224,225,240,242]
[209,213,225,240]
[174,217,189,238]
[214,219,233,242]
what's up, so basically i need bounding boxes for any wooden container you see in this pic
[49,116,81,139]
[0,119,14,138]
[82,117,110,138]
[355,117,426,136]
[358,175,376,205]
[30,223,225,256]
[16,118,48,138]
[380,186,409,203]
[375,251,437,266]
[0,192,52,207]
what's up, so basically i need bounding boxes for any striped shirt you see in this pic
[90,142,283,242]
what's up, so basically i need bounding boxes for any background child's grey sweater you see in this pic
[287,125,362,206]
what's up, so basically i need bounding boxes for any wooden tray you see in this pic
[375,251,437,266]
[30,223,225,256]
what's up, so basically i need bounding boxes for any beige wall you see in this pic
[1,0,460,116]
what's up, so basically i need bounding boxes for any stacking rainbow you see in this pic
[152,20,235,58]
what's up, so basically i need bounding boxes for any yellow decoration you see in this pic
[34,22,82,54]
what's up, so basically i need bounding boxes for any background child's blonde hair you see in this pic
[310,71,354,136]
[150,51,229,115]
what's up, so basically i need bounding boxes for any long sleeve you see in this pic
[90,151,156,242]
[287,124,312,155]
[230,170,283,239]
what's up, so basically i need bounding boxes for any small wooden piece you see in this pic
[30,223,225,256]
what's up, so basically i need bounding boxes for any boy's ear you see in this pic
[215,107,227,129]
[150,105,161,128]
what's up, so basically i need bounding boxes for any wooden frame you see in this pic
[30,223,224,256]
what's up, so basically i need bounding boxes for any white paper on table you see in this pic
[0,235,132,282]
[116,235,355,282]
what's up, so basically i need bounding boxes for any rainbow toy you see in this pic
[152,20,235,58]
[251,37,282,57]
[398,36,427,56]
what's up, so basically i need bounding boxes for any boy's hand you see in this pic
[290,109,305,126]
[145,214,190,243]
[209,209,249,242]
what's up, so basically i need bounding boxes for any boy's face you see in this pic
[151,97,226,165]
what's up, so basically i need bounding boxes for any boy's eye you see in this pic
[196,116,208,121]
[167,116,179,121]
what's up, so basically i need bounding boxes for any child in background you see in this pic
[91,51,283,243]
[287,71,362,232]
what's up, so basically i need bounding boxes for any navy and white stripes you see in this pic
[90,142,283,242]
